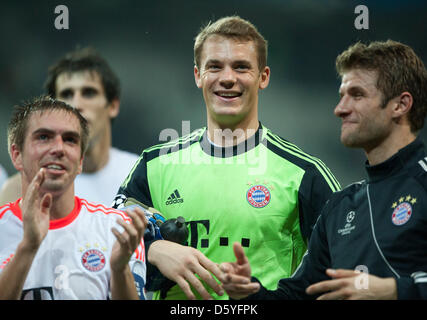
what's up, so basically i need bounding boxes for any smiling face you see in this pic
[12,110,83,196]
[194,35,270,128]
[334,69,395,152]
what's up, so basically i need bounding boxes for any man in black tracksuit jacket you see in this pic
[220,40,427,299]
[245,138,427,300]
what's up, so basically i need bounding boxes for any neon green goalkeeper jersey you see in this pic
[115,123,340,300]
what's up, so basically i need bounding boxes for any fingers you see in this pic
[198,254,226,282]
[326,268,359,279]
[232,242,248,266]
[40,193,52,216]
[222,281,260,299]
[169,264,218,300]
[112,207,147,251]
[23,168,46,210]
[173,250,225,299]
[193,259,225,298]
[126,206,148,235]
[306,277,356,301]
[112,218,138,252]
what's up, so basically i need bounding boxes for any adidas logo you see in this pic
[165,189,184,205]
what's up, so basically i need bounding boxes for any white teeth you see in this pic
[219,92,240,97]
[46,165,62,170]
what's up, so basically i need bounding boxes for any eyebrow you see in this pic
[58,85,99,93]
[204,59,252,67]
[339,85,367,96]
[32,128,81,139]
[204,59,222,66]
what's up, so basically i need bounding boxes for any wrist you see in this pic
[18,239,40,256]
[383,278,397,299]
[147,240,168,265]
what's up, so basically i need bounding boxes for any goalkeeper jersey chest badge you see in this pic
[247,184,271,208]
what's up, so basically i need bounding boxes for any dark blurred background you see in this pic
[1,0,426,188]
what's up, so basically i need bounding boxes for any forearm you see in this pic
[110,265,139,300]
[0,241,38,300]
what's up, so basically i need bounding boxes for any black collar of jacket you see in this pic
[365,137,425,183]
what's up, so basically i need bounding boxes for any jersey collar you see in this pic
[200,121,265,158]
[365,137,425,182]
[10,196,82,230]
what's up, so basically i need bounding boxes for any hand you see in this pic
[110,206,147,273]
[306,268,397,300]
[220,242,260,299]
[148,240,226,300]
[21,168,52,250]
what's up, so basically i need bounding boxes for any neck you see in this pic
[83,126,111,173]
[207,116,259,147]
[365,129,416,166]
[20,185,76,221]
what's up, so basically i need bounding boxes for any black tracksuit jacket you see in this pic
[250,138,427,299]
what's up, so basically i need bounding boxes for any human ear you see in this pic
[194,65,203,88]
[259,66,270,90]
[10,144,23,172]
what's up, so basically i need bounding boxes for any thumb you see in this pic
[40,193,52,216]
[233,242,248,266]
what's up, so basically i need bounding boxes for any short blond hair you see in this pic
[194,16,268,71]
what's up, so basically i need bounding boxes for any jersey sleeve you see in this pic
[247,202,333,300]
[396,274,427,299]
[112,151,153,209]
[397,166,427,299]
[297,164,340,240]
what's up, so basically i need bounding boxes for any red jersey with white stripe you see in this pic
[0,196,145,300]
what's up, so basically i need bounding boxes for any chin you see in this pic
[41,180,67,193]
[214,113,247,127]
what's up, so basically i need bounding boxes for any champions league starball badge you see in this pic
[247,185,271,208]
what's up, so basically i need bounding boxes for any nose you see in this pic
[50,135,65,157]
[334,96,350,118]
[219,66,237,89]
[69,92,85,114]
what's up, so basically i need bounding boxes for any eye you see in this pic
[82,87,98,98]
[59,89,73,100]
[235,64,250,71]
[63,135,79,144]
[38,134,49,141]
[207,64,221,71]
[353,92,364,100]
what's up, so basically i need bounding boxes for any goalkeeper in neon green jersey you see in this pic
[113,16,340,300]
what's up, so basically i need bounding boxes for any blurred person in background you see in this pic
[0,164,7,190]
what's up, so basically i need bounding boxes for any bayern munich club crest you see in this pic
[247,185,271,208]
[81,249,106,272]
[392,202,412,226]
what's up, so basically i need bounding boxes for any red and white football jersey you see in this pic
[0,196,145,300]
